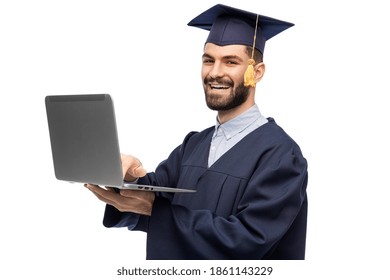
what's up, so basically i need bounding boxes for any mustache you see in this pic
[203,76,234,87]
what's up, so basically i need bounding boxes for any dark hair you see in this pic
[245,46,263,63]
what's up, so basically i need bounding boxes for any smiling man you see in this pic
[202,43,264,121]
[86,4,308,260]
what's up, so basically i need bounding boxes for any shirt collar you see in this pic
[214,104,263,140]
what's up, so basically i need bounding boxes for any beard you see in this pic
[203,76,250,111]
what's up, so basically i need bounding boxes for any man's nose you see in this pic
[208,62,224,79]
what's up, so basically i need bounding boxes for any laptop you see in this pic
[45,94,195,193]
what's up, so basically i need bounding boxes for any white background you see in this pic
[1,0,389,279]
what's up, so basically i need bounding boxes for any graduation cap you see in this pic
[188,4,294,87]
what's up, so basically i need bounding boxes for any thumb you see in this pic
[124,160,147,181]
[132,164,147,178]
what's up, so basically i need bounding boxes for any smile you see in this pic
[209,83,230,90]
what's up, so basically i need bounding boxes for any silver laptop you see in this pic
[45,94,195,193]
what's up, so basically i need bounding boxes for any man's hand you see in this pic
[121,154,147,182]
[85,184,155,216]
[85,154,154,216]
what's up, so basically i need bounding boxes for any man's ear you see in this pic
[254,62,266,83]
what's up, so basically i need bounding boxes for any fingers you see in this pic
[133,164,147,178]
[85,184,129,211]
[121,154,147,181]
[84,184,155,216]
[120,189,155,203]
[84,184,119,205]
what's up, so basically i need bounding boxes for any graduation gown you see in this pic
[103,118,308,260]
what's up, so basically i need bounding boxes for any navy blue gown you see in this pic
[103,118,308,260]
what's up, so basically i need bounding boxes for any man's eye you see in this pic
[227,61,238,65]
[203,60,214,64]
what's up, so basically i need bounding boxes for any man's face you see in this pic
[201,43,251,111]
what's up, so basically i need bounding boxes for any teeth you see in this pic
[210,84,229,89]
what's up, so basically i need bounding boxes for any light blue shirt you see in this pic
[208,104,268,167]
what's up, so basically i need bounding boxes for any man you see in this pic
[86,4,308,260]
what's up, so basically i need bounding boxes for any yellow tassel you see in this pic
[244,58,256,87]
[244,14,259,88]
